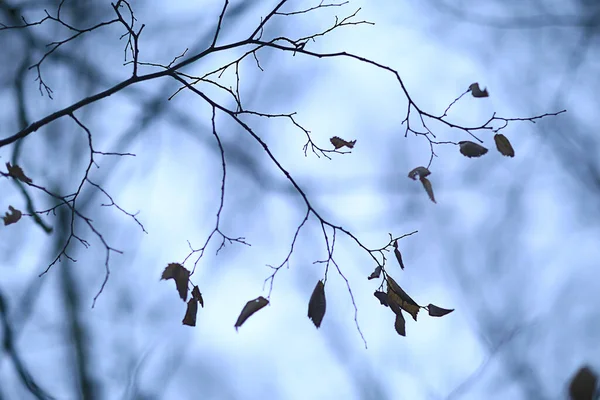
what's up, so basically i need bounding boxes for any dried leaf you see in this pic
[420,177,436,203]
[160,263,190,302]
[494,133,515,157]
[386,275,420,321]
[394,310,406,336]
[468,82,489,98]
[459,141,488,158]
[428,304,454,317]
[330,136,356,150]
[235,296,269,331]
[192,285,204,308]
[182,298,198,326]
[569,366,597,400]
[393,240,405,270]
[368,266,382,280]
[6,162,32,184]
[408,166,430,181]
[2,206,22,226]
[374,291,389,307]
[308,280,326,328]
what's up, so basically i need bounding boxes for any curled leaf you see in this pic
[468,82,489,98]
[408,166,430,181]
[192,285,204,308]
[6,162,32,184]
[428,304,454,317]
[330,136,356,150]
[459,141,488,158]
[182,298,198,326]
[374,291,389,307]
[368,266,382,280]
[569,366,597,400]
[420,177,436,204]
[160,263,190,302]
[393,240,405,270]
[308,280,326,328]
[394,310,406,336]
[494,133,515,157]
[2,206,22,226]
[235,296,269,331]
[386,275,420,321]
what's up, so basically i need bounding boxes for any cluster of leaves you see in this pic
[160,263,204,326]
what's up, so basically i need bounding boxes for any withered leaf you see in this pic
[394,310,406,337]
[386,275,420,321]
[459,141,488,158]
[468,82,489,98]
[182,298,198,326]
[368,266,382,280]
[6,162,32,184]
[160,263,190,302]
[408,166,431,181]
[428,304,454,317]
[308,280,326,328]
[374,291,389,307]
[330,136,356,150]
[494,133,515,157]
[2,206,22,226]
[235,296,269,331]
[420,177,436,204]
[393,240,405,270]
[192,285,204,308]
[569,366,597,400]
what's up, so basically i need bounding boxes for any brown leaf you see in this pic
[2,206,22,226]
[393,240,405,270]
[368,266,382,280]
[6,162,32,184]
[428,304,454,317]
[374,291,389,307]
[459,141,488,158]
[420,177,436,203]
[192,285,204,308]
[394,310,406,337]
[494,134,515,157]
[408,166,431,181]
[235,296,269,331]
[386,275,420,321]
[330,136,356,150]
[569,366,597,400]
[182,298,198,326]
[160,263,190,302]
[308,280,326,328]
[468,82,489,98]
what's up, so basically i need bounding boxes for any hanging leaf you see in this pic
[160,263,190,302]
[428,304,454,317]
[420,177,436,203]
[386,275,420,321]
[494,134,515,157]
[330,136,356,150]
[308,280,326,328]
[393,240,405,270]
[2,206,22,226]
[5,162,32,184]
[368,266,382,280]
[468,82,489,98]
[192,285,204,308]
[569,366,597,400]
[374,291,389,307]
[182,298,198,326]
[459,141,488,158]
[234,296,269,331]
[408,166,430,181]
[394,310,406,337]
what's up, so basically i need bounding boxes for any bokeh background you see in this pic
[1,0,598,399]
